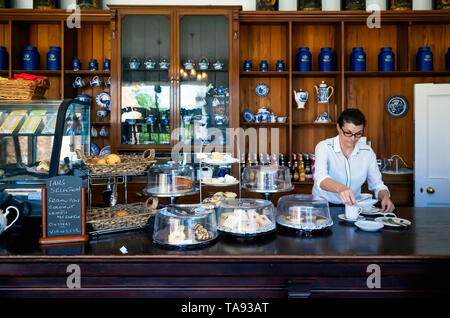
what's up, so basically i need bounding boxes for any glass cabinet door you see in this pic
[121,15,171,146]
[178,15,229,146]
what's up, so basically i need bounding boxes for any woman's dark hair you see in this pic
[337,108,366,128]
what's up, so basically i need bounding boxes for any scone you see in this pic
[37,160,50,172]
[106,153,121,164]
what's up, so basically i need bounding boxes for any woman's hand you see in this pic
[337,186,357,205]
[380,197,395,213]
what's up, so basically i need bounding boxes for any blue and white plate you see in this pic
[96,91,111,110]
[255,83,269,97]
[386,95,408,118]
[243,110,255,123]
[91,143,100,156]
[99,146,111,157]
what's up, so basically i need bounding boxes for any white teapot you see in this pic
[0,206,19,235]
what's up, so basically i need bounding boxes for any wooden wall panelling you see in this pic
[240,23,288,71]
[292,76,338,123]
[344,23,399,72]
[292,125,336,154]
[397,22,409,71]
[292,23,337,72]
[408,23,450,72]
[75,22,111,150]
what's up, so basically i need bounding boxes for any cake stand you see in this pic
[143,187,199,205]
[242,186,295,201]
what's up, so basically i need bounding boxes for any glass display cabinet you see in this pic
[110,5,240,152]
[0,99,90,218]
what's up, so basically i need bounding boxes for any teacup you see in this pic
[0,206,20,235]
[197,167,213,180]
[73,76,85,88]
[105,77,111,87]
[345,205,363,220]
[90,75,102,87]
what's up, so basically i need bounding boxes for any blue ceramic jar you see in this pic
[0,46,8,70]
[296,47,312,71]
[416,47,433,71]
[446,48,450,71]
[47,46,61,70]
[350,47,366,72]
[319,47,334,71]
[22,46,40,70]
[378,47,395,72]
[260,60,268,71]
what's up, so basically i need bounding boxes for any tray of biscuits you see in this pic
[87,197,158,235]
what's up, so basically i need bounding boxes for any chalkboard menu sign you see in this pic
[39,176,88,245]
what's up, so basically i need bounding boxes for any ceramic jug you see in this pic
[0,206,19,236]
[294,89,308,109]
[314,81,334,104]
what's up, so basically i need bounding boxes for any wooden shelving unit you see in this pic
[0,9,112,151]
[239,10,450,170]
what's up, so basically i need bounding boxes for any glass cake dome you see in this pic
[276,194,333,232]
[217,198,276,236]
[145,162,195,195]
[153,204,217,248]
[241,165,293,193]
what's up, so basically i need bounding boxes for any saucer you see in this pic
[338,214,364,223]
[356,199,378,207]
[355,220,384,232]
[360,206,382,215]
[375,217,411,228]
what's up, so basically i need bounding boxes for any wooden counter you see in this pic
[0,207,448,298]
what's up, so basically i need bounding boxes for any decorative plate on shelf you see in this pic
[385,95,408,118]
[243,110,255,123]
[255,83,269,97]
[96,91,111,110]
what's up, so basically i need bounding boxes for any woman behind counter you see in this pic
[312,108,395,212]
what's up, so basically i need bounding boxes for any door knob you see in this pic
[426,187,435,194]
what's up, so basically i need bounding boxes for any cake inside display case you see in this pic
[241,165,293,192]
[217,198,276,237]
[145,162,195,195]
[153,204,217,248]
[276,194,333,232]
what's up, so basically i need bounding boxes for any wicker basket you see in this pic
[76,148,156,176]
[87,197,158,232]
[0,78,50,100]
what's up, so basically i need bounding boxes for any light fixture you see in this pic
[190,68,197,76]
[201,72,207,79]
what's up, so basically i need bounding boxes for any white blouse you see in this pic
[312,135,389,204]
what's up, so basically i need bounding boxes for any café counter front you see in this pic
[0,206,449,298]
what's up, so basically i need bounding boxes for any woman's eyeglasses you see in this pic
[342,129,364,138]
